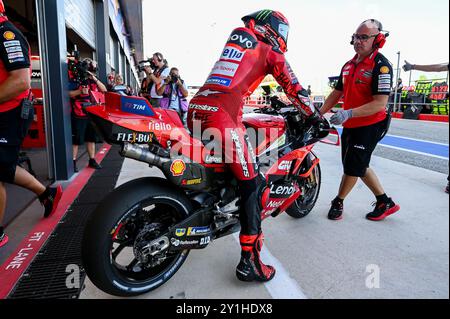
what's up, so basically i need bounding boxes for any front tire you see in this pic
[81,177,192,297]
[286,155,321,219]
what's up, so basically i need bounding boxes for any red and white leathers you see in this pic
[188,26,316,182]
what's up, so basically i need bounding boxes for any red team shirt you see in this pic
[335,50,393,128]
[0,15,31,113]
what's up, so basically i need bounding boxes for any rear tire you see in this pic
[82,177,192,297]
[286,155,321,219]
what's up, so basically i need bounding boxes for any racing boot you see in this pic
[236,232,276,282]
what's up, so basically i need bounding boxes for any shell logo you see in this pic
[170,160,186,176]
[3,31,15,41]
[380,66,390,74]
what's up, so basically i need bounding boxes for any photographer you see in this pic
[157,67,189,124]
[139,52,169,107]
[68,57,107,172]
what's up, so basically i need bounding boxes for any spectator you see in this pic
[110,74,132,96]
[143,52,169,108]
[69,58,107,172]
[320,19,400,221]
[157,67,189,124]
[403,61,449,193]
[0,2,62,248]
[307,85,312,96]
[106,70,116,91]
[114,74,124,87]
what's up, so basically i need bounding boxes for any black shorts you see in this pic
[341,121,385,177]
[71,116,101,145]
[0,106,33,183]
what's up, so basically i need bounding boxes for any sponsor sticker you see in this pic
[379,74,391,79]
[211,61,239,77]
[7,52,24,59]
[269,184,296,198]
[116,132,154,143]
[206,76,232,87]
[231,130,250,178]
[278,160,292,172]
[343,71,350,76]
[227,29,258,50]
[181,178,202,186]
[266,201,284,209]
[362,71,373,78]
[187,227,210,236]
[189,104,219,112]
[195,89,223,97]
[200,236,211,245]
[170,160,186,177]
[378,79,391,85]
[3,31,16,40]
[3,40,20,48]
[204,155,222,164]
[380,66,390,74]
[121,96,154,117]
[171,238,199,247]
[221,46,245,62]
[175,228,186,237]
[149,121,172,132]
[9,58,25,63]
[6,46,23,53]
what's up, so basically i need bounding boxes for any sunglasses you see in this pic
[352,33,378,42]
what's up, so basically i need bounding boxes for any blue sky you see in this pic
[143,0,449,93]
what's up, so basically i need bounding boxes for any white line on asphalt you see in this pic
[378,143,449,160]
[384,133,449,146]
[233,234,307,299]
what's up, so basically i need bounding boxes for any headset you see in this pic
[154,52,164,62]
[350,19,390,49]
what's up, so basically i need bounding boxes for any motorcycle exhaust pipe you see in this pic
[120,143,171,168]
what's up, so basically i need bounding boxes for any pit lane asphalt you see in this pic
[81,119,449,299]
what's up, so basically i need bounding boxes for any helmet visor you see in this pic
[278,23,289,43]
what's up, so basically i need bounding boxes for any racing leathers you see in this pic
[187,27,318,260]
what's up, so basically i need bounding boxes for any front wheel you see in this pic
[81,177,192,297]
[286,155,321,219]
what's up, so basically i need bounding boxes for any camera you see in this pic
[68,59,88,84]
[138,59,156,72]
[170,74,179,83]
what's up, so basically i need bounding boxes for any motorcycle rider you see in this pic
[187,10,325,282]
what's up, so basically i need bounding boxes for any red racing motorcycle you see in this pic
[81,92,339,296]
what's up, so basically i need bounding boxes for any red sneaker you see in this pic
[366,198,400,221]
[0,232,9,248]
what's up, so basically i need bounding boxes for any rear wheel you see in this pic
[286,154,321,219]
[82,177,192,297]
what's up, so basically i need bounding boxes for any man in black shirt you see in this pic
[0,1,62,248]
